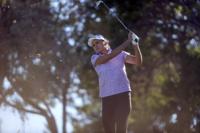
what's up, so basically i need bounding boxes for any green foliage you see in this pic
[154,72,167,86]
[188,46,200,59]
[147,89,171,111]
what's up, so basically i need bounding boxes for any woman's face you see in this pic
[92,39,109,53]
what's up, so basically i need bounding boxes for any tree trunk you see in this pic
[46,114,58,133]
[62,85,67,133]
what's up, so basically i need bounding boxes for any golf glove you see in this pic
[132,32,139,45]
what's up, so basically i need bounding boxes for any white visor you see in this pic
[88,34,108,47]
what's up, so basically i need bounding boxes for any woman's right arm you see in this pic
[94,34,132,66]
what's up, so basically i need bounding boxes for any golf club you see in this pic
[95,0,139,43]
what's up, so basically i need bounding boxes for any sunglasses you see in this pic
[92,40,104,47]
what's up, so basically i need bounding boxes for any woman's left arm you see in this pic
[125,45,143,65]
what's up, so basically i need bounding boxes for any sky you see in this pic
[0,107,46,133]
[0,101,73,133]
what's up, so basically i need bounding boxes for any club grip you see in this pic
[132,32,139,45]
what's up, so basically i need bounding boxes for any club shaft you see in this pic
[100,1,131,32]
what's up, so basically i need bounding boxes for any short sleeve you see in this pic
[91,54,100,66]
[121,51,130,60]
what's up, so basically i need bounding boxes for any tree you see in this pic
[0,0,80,132]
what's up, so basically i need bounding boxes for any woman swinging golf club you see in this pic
[88,31,143,133]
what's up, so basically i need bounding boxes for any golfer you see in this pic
[88,32,142,133]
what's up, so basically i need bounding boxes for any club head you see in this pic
[95,0,103,9]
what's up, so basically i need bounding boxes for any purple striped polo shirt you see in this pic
[91,50,131,98]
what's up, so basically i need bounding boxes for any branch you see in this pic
[4,100,41,115]
[11,87,49,117]
[44,101,53,117]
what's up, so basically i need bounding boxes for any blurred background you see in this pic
[0,0,200,133]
